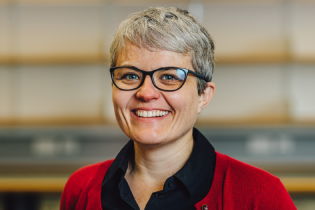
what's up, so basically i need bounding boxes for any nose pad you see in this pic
[135,75,160,101]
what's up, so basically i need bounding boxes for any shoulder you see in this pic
[216,152,282,194]
[215,152,296,209]
[66,160,114,188]
[70,160,113,180]
[217,152,277,182]
[60,160,114,210]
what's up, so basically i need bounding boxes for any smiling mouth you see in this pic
[135,110,169,118]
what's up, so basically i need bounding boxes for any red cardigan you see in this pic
[60,152,296,210]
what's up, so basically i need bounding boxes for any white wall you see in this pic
[200,65,289,122]
[0,65,106,123]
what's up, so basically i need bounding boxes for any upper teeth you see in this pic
[136,110,169,118]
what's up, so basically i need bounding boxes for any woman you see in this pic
[60,7,296,210]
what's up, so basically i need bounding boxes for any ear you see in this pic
[197,82,216,113]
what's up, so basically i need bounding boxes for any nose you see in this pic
[135,75,160,101]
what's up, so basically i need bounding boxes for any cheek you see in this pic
[112,89,130,111]
[166,89,199,114]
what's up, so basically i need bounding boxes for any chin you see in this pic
[130,130,167,146]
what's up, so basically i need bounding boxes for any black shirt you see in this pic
[101,128,216,210]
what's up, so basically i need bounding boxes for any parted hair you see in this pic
[110,7,215,94]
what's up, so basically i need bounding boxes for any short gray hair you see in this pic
[110,7,215,94]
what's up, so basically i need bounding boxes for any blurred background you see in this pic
[1,0,315,209]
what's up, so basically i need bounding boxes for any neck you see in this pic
[128,129,194,184]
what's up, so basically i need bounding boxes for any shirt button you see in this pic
[154,193,162,199]
[166,182,172,188]
[201,204,208,210]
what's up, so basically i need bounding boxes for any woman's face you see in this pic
[112,42,214,147]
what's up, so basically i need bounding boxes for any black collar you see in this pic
[102,140,133,183]
[173,128,215,197]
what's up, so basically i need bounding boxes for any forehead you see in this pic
[116,42,193,70]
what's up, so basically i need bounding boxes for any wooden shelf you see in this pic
[0,55,108,66]
[281,177,315,193]
[0,116,109,127]
[1,54,315,66]
[0,175,314,193]
[0,176,67,193]
[1,118,315,127]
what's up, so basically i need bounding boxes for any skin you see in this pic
[112,42,215,209]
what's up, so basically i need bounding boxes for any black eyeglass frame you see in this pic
[110,65,210,92]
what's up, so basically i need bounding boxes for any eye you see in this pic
[160,74,177,81]
[158,69,186,82]
[119,73,140,80]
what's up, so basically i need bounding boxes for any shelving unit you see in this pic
[1,0,315,209]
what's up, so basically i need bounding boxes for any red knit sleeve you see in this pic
[60,168,83,210]
[222,154,297,210]
[254,176,297,210]
[195,153,297,210]
[59,160,113,210]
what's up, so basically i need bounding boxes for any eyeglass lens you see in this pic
[111,67,188,91]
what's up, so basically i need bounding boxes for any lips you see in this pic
[135,110,169,118]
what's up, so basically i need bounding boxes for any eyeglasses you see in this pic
[110,65,210,92]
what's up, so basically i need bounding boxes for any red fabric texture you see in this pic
[60,152,297,210]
